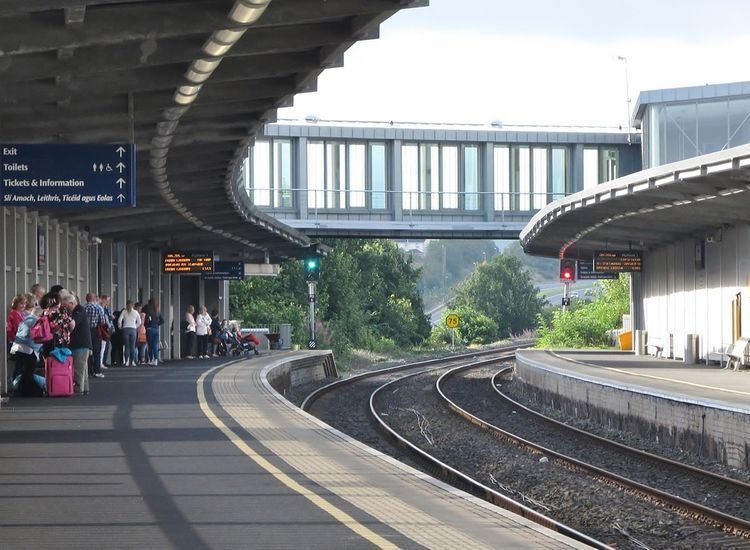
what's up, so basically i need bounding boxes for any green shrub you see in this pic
[536,275,630,348]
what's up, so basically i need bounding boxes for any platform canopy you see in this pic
[520,144,750,258]
[0,0,425,262]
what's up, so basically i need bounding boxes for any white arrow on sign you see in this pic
[116,177,126,189]
[116,162,126,173]
[116,146,126,158]
[117,194,125,202]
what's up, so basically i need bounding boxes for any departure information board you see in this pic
[593,251,643,273]
[577,260,619,280]
[163,251,213,274]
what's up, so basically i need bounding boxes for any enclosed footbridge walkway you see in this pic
[235,120,641,239]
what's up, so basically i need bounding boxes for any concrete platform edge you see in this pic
[256,353,583,545]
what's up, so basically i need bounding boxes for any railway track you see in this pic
[436,361,750,546]
[303,343,608,549]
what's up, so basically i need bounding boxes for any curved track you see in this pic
[303,344,608,549]
[435,361,750,544]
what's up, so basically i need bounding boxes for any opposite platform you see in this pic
[516,350,750,469]
[0,353,584,549]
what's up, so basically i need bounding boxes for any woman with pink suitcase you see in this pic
[35,291,76,397]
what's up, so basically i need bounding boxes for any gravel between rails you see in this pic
[375,364,746,549]
[443,366,750,523]
[501,376,750,486]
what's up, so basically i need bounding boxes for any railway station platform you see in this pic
[516,350,750,469]
[0,352,584,549]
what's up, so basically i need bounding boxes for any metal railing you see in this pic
[238,186,568,222]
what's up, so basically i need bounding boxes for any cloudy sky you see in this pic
[279,0,750,128]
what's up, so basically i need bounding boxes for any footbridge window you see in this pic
[494,145,568,211]
[401,142,481,211]
[248,139,293,208]
[583,147,618,190]
[307,140,389,210]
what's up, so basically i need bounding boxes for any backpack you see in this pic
[31,315,53,344]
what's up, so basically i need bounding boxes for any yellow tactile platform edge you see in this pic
[204,354,585,550]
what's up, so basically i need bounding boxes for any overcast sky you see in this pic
[279,0,750,127]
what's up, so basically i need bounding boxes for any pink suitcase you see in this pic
[45,355,73,397]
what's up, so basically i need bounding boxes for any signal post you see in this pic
[304,257,321,349]
[559,259,576,311]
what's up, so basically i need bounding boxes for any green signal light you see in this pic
[307,260,318,269]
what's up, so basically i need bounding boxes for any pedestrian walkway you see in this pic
[0,354,583,549]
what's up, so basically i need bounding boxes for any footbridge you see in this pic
[236,120,642,238]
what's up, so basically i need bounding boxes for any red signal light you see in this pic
[559,259,577,282]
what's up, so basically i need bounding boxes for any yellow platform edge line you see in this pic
[197,365,398,550]
[549,351,750,398]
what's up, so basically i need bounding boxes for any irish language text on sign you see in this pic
[163,251,214,274]
[1,143,136,208]
[593,250,643,273]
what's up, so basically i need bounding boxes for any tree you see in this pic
[453,255,543,338]
[419,240,499,295]
[537,275,630,348]
[229,238,431,356]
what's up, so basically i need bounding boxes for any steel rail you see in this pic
[368,352,610,550]
[433,361,750,538]
[300,341,531,412]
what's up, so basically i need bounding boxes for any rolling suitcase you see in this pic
[45,355,73,397]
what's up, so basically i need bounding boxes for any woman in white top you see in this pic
[195,306,212,359]
[184,305,197,359]
[118,300,141,367]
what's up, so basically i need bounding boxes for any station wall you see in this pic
[641,224,750,360]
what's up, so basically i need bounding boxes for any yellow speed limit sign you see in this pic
[445,313,460,329]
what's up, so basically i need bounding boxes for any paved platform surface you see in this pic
[0,353,584,549]
[526,350,750,413]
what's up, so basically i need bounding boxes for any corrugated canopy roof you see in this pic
[0,0,426,261]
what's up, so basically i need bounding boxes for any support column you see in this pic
[571,144,584,193]
[100,240,114,300]
[296,137,308,220]
[126,243,139,306]
[21,210,31,293]
[390,139,402,221]
[630,272,644,330]
[221,280,229,320]
[198,277,205,309]
[482,142,494,222]
[39,216,50,292]
[88,240,100,295]
[115,242,126,309]
[1,208,8,396]
[140,248,151,303]
[169,274,181,360]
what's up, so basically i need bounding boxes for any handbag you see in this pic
[30,316,53,343]
[97,323,111,342]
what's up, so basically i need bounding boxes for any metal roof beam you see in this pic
[0,21,361,83]
[0,0,404,55]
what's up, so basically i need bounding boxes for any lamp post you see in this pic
[617,55,632,145]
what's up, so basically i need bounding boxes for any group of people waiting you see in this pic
[182,305,261,359]
[6,284,164,397]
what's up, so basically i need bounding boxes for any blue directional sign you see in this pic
[202,261,245,281]
[1,143,136,208]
